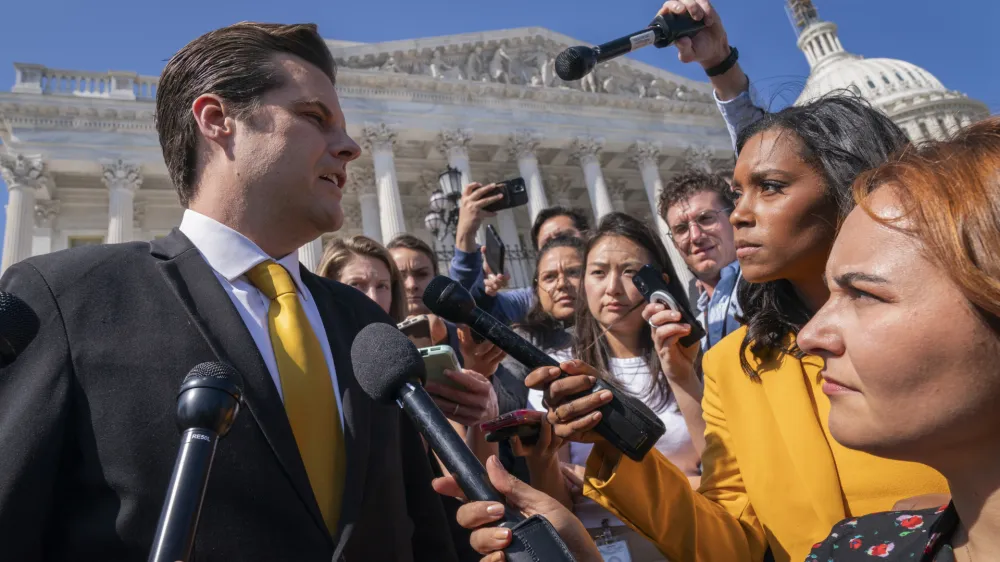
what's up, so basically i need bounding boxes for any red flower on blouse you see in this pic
[897,515,924,530]
[849,537,863,550]
[866,543,895,557]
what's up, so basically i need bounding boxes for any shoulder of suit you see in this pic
[17,241,154,285]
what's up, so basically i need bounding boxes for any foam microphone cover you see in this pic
[421,276,475,323]
[351,322,427,404]
[0,291,40,367]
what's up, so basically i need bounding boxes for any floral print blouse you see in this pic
[806,503,959,561]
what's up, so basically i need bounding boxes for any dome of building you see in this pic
[787,0,990,142]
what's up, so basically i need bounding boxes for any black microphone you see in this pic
[148,362,243,562]
[555,13,706,81]
[351,323,575,562]
[422,277,665,462]
[0,291,40,368]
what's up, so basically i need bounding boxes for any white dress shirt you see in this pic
[179,209,344,428]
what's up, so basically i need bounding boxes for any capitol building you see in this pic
[0,0,989,286]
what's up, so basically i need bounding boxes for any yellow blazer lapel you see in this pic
[759,349,847,525]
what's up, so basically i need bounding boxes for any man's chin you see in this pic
[312,208,344,233]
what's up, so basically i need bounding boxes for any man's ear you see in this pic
[191,94,233,149]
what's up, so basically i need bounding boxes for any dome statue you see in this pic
[787,0,990,142]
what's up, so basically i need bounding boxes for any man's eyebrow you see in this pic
[291,98,332,121]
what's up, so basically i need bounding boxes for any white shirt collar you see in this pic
[178,209,309,298]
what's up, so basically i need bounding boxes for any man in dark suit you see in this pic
[0,22,458,562]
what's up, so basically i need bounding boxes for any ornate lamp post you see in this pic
[423,166,464,240]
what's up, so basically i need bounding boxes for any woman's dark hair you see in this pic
[734,93,908,380]
[516,235,586,349]
[529,206,590,249]
[574,213,676,412]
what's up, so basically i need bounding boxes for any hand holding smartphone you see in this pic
[630,264,705,347]
[480,178,528,212]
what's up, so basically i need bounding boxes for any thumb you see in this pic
[485,455,550,517]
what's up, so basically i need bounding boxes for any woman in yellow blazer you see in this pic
[433,100,950,562]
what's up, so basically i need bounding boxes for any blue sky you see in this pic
[0,0,996,247]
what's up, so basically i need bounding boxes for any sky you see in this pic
[0,0,997,248]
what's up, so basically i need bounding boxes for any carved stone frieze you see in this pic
[348,165,377,196]
[34,199,60,228]
[0,153,47,189]
[359,123,398,152]
[101,158,143,192]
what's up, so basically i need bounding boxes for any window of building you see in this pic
[882,74,891,85]
[918,121,931,139]
[896,71,906,82]
[68,236,105,248]
[867,79,877,89]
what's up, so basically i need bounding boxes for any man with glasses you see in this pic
[659,170,742,351]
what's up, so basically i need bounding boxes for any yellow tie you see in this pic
[246,261,345,536]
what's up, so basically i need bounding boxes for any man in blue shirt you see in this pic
[659,170,742,351]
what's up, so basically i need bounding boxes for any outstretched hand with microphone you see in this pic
[659,0,749,101]
[433,456,602,562]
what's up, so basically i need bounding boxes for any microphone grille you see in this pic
[351,322,426,404]
[422,275,455,310]
[555,46,596,81]
[0,292,40,364]
[183,361,244,394]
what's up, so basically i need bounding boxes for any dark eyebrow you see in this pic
[833,272,889,288]
[291,98,332,122]
[748,169,793,184]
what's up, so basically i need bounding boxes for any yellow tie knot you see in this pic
[246,261,297,301]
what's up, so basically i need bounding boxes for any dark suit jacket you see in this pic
[0,229,458,562]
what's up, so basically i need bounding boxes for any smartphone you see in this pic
[419,345,464,390]
[630,264,705,348]
[484,224,506,276]
[482,177,529,212]
[398,315,430,339]
[481,409,544,444]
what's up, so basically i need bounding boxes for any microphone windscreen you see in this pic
[351,322,426,404]
[421,276,474,323]
[555,46,595,81]
[0,291,40,366]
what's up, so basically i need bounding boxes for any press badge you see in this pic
[596,519,632,562]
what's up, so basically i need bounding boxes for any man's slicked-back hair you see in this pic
[155,22,335,207]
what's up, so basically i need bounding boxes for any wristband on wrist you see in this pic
[705,46,739,77]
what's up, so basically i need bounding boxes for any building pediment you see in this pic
[329,27,715,106]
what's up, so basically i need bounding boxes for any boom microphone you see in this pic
[149,362,243,562]
[422,277,665,462]
[351,323,576,562]
[0,291,40,368]
[555,13,706,81]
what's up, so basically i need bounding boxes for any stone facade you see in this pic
[0,27,735,287]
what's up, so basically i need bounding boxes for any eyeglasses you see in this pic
[668,209,732,243]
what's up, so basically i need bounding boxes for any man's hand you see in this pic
[456,183,503,252]
[642,303,699,382]
[426,369,500,427]
[524,361,613,444]
[432,456,604,562]
[659,0,729,68]
[457,324,506,378]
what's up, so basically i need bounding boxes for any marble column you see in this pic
[437,128,484,245]
[101,159,143,244]
[298,237,324,272]
[630,141,695,292]
[683,144,714,174]
[361,123,406,243]
[570,137,613,220]
[350,166,382,243]
[33,199,61,256]
[1,153,46,272]
[508,130,548,222]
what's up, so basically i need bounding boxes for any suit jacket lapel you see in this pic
[151,230,330,540]
[301,268,372,557]
[759,346,846,525]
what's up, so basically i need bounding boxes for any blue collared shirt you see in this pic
[697,260,743,351]
[715,83,768,152]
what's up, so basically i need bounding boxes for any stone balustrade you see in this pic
[13,63,159,101]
